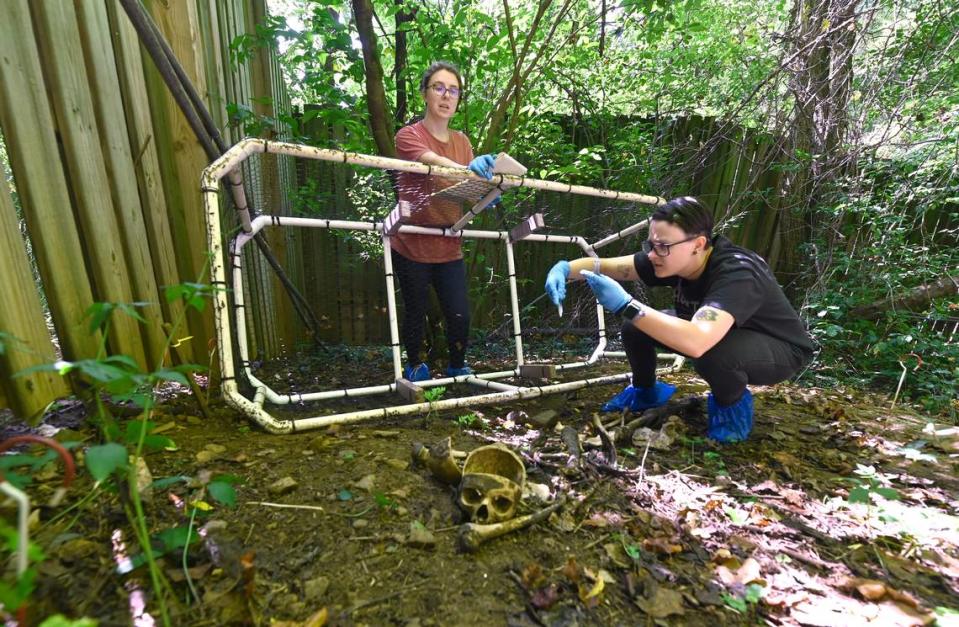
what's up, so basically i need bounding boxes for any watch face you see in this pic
[622,301,641,320]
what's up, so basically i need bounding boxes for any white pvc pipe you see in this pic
[505,241,525,367]
[289,372,633,431]
[382,236,403,380]
[200,139,678,434]
[0,482,29,577]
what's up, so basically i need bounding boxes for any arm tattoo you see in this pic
[694,307,720,322]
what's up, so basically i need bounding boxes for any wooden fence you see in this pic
[0,0,290,418]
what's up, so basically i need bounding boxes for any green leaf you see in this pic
[723,506,749,525]
[38,615,99,627]
[153,368,189,386]
[848,487,871,504]
[721,592,747,613]
[85,443,129,482]
[150,475,190,490]
[154,525,199,552]
[208,481,237,507]
[873,487,900,500]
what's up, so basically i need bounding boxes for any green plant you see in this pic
[0,521,43,616]
[847,464,900,506]
[721,582,764,613]
[456,412,479,427]
[17,281,217,626]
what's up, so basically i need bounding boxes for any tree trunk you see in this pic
[850,276,959,321]
[394,0,414,126]
[352,0,395,157]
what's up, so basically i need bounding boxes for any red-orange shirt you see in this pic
[392,121,475,263]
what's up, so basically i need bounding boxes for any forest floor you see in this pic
[4,346,959,626]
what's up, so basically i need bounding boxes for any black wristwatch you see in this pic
[619,299,645,321]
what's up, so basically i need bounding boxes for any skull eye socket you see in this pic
[461,488,484,505]
[492,495,514,513]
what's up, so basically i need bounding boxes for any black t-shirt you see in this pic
[633,236,816,355]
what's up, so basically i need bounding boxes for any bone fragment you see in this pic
[457,497,566,552]
[411,437,462,485]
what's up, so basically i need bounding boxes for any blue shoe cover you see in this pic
[601,381,676,412]
[707,389,753,443]
[446,365,473,377]
[403,363,430,382]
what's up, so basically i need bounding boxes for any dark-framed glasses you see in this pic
[428,83,461,98]
[642,235,699,257]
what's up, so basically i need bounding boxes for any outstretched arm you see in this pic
[567,255,638,282]
[581,270,734,358]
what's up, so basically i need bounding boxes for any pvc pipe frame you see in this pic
[201,139,681,434]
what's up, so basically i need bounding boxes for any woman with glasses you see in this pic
[392,61,498,382]
[544,196,815,442]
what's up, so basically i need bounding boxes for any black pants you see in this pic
[392,251,470,368]
[621,320,811,406]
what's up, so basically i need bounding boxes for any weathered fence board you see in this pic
[33,1,147,367]
[0,0,291,412]
[106,0,192,361]
[0,0,100,365]
[77,0,168,368]
[0,170,69,418]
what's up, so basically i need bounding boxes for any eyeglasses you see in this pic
[642,235,699,257]
[428,83,461,98]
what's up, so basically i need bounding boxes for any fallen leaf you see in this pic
[636,586,685,618]
[530,584,560,610]
[562,556,581,583]
[521,563,547,589]
[716,557,763,587]
[578,577,604,608]
[643,537,683,555]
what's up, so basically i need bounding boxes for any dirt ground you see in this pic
[4,350,959,626]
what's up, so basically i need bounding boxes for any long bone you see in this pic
[457,496,566,552]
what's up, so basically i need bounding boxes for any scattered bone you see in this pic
[458,444,526,523]
[560,425,581,463]
[457,496,565,552]
[631,415,687,450]
[411,437,463,485]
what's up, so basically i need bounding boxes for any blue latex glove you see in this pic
[468,154,496,180]
[581,270,631,313]
[545,260,571,306]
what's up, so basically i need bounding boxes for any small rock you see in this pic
[268,477,298,495]
[52,428,88,443]
[196,450,220,464]
[303,575,330,602]
[302,450,315,457]
[373,430,400,438]
[523,482,552,503]
[528,409,559,429]
[205,444,227,454]
[406,522,435,549]
[351,519,369,529]
[186,416,203,426]
[396,506,409,516]
[353,474,376,491]
[308,436,331,452]
[384,458,408,470]
[60,538,98,563]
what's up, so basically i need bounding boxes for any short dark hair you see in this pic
[419,61,464,93]
[651,196,714,243]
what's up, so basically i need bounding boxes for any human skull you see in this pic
[457,445,526,523]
